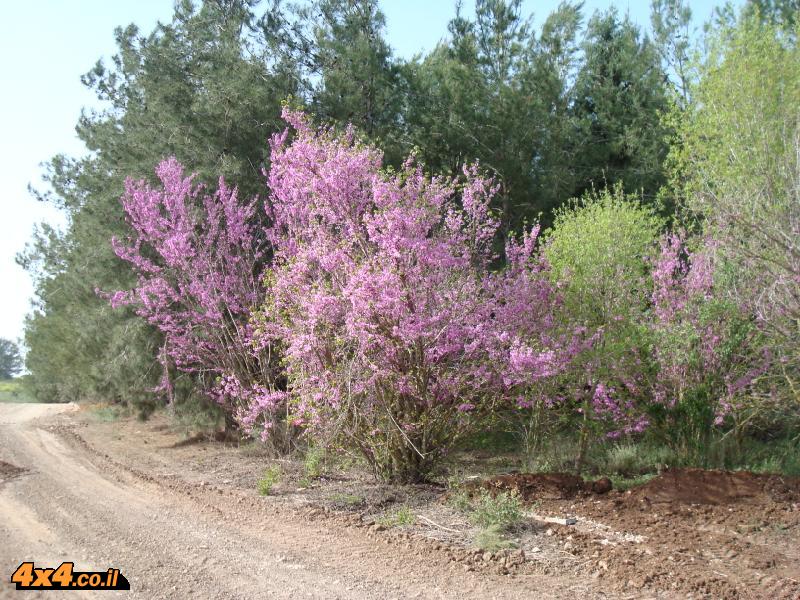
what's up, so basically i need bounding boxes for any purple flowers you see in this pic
[251,110,566,480]
[105,157,284,435]
[103,109,779,478]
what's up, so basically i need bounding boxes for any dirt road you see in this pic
[0,403,605,599]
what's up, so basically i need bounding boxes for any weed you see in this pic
[330,493,365,507]
[445,472,475,513]
[257,465,282,496]
[170,396,224,437]
[605,444,640,476]
[521,436,584,473]
[239,440,270,459]
[604,443,676,476]
[474,523,518,552]
[303,446,325,480]
[89,404,125,422]
[469,490,523,530]
[378,505,416,527]
[609,473,656,491]
[448,489,472,514]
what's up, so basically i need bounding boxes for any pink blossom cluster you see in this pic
[105,157,281,422]
[243,110,570,476]
[650,233,766,424]
[107,110,780,471]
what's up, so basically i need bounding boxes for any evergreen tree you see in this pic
[0,339,22,380]
[570,8,670,205]
[22,0,297,408]
[263,0,404,161]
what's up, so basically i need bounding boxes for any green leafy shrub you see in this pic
[303,446,325,480]
[469,490,523,530]
[536,185,663,471]
[257,465,282,496]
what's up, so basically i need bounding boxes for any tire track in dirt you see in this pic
[0,403,612,599]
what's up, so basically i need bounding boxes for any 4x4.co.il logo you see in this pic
[10,562,130,591]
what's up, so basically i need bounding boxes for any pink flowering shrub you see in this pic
[648,233,769,458]
[249,111,565,482]
[106,158,285,438]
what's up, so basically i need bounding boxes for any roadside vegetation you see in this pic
[0,379,35,403]
[17,0,799,487]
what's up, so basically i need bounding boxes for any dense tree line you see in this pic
[20,0,799,479]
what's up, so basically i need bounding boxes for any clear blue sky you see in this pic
[0,0,722,345]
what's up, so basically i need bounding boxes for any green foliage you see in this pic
[303,446,326,480]
[0,339,22,380]
[469,490,523,531]
[667,7,799,423]
[0,379,35,403]
[401,1,672,230]
[571,8,672,204]
[377,505,416,527]
[650,0,694,104]
[265,0,404,162]
[545,185,663,325]
[21,0,297,412]
[540,185,663,468]
[257,465,282,496]
[474,524,518,552]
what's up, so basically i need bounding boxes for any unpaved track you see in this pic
[0,404,603,599]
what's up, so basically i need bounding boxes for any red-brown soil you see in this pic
[478,472,614,500]
[632,468,800,505]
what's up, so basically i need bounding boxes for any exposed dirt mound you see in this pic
[0,459,26,481]
[634,468,800,505]
[479,473,611,501]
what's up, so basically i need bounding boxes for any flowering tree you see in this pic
[669,12,799,414]
[106,158,285,439]
[248,110,564,482]
[648,233,769,459]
